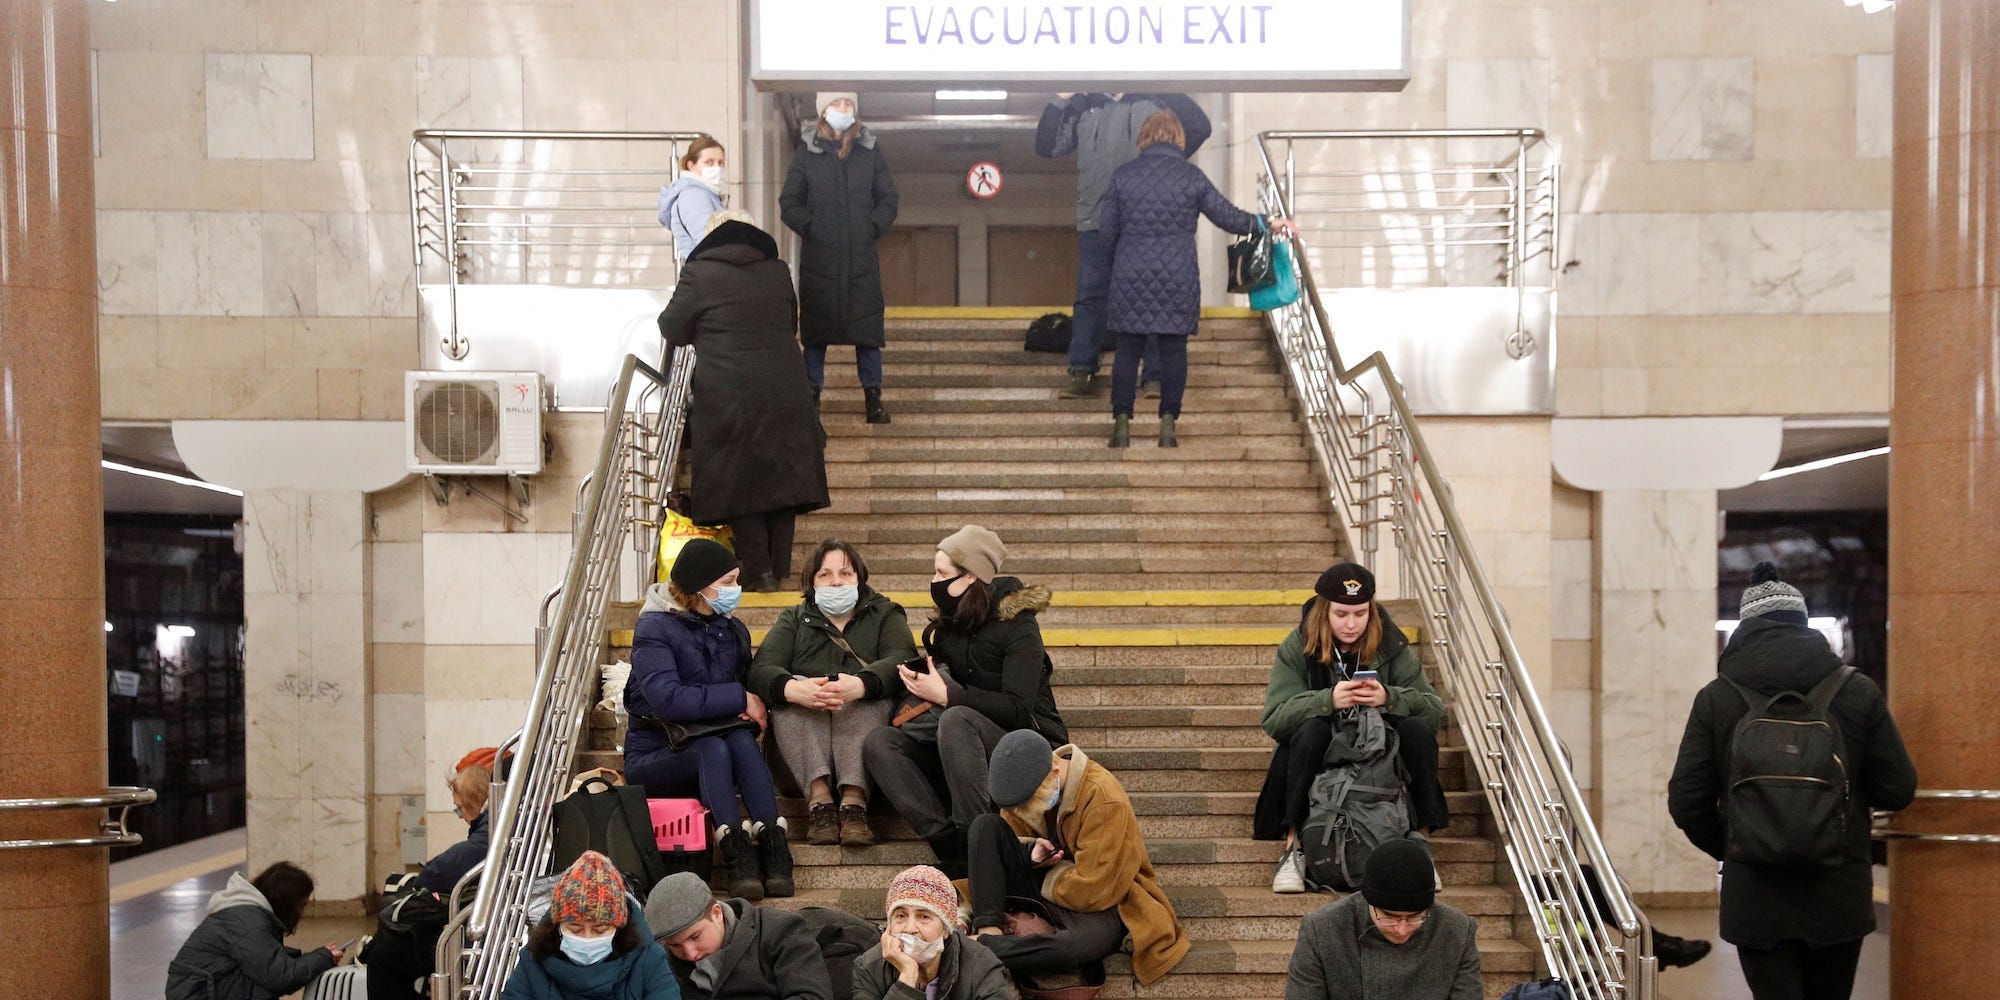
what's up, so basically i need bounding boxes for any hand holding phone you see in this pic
[902,656,933,675]
[1352,670,1380,686]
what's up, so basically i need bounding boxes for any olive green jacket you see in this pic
[1259,624,1444,745]
[746,588,918,704]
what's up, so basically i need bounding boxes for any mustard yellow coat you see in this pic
[1001,744,1190,986]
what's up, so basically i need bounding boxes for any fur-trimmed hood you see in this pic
[992,577,1052,621]
[798,120,878,154]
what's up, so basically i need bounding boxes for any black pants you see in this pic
[861,706,1008,839]
[1283,714,1450,834]
[964,813,1127,978]
[728,510,796,584]
[1110,333,1189,418]
[1735,938,1864,1000]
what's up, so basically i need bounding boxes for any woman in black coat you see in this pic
[165,862,342,1000]
[657,212,829,592]
[778,92,899,425]
[1098,110,1291,448]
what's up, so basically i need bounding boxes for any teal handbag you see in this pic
[1249,237,1302,311]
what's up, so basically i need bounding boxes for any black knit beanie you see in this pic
[669,537,739,592]
[1315,563,1376,606]
[1361,838,1436,913]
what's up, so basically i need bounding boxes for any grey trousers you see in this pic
[861,705,1010,838]
[769,699,892,795]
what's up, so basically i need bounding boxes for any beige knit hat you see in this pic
[817,92,859,115]
[938,525,1007,583]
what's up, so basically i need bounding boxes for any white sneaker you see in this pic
[1271,846,1307,894]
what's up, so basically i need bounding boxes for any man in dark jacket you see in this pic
[1668,562,1917,1000]
[1284,838,1481,1000]
[1036,92,1211,399]
[646,872,834,1000]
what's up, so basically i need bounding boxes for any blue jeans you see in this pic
[624,729,779,828]
[1111,333,1187,418]
[804,344,883,389]
[1068,230,1156,382]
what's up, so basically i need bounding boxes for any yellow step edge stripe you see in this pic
[736,589,1319,609]
[885,305,1261,320]
[609,625,1416,648]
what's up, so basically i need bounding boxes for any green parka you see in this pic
[746,587,918,705]
[1258,607,1445,745]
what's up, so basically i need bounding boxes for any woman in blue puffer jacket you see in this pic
[1098,109,1292,448]
[502,850,679,1000]
[621,537,792,902]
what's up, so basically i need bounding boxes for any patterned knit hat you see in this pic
[1739,561,1807,624]
[552,851,628,927]
[885,865,964,931]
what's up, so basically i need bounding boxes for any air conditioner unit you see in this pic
[405,371,545,476]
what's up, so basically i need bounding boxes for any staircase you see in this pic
[581,313,1538,998]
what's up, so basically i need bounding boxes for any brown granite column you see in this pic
[0,0,111,996]
[1888,1,2000,996]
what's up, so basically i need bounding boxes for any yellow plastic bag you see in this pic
[656,509,733,585]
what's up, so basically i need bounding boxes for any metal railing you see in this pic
[1256,130,1650,999]
[410,130,707,361]
[430,348,694,1000]
[1875,789,2000,845]
[0,787,156,850]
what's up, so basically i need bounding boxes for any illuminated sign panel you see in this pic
[751,1,1411,91]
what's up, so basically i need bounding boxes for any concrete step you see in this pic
[814,389,1290,414]
[817,494,1333,516]
[810,552,1331,578]
[871,345,1277,366]
[789,511,1337,538]
[864,369,1289,389]
[877,316,1267,338]
[826,467,1317,490]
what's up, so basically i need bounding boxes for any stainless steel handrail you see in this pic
[0,786,156,850]
[1256,130,1646,998]
[436,349,694,1000]
[1875,789,2000,844]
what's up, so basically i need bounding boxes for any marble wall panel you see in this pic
[260,212,318,316]
[1591,213,1702,316]
[1800,210,1891,313]
[1698,211,1805,314]
[1649,56,1755,161]
[156,211,265,316]
[94,51,205,161]
[1551,539,1594,641]
[415,56,523,130]
[312,55,418,163]
[205,53,314,160]
[1853,53,1892,159]
[1598,489,1716,591]
[372,693,426,797]
[371,541,425,644]
[421,532,571,647]
[96,211,159,315]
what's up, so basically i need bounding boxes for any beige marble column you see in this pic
[0,0,109,994]
[1887,1,2000,994]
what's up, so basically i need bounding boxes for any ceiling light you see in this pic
[101,459,244,497]
[1756,446,1890,482]
[936,90,1008,101]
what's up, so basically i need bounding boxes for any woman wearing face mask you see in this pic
[623,537,794,901]
[1252,563,1449,895]
[853,865,1017,1000]
[778,92,899,425]
[657,209,829,593]
[746,539,917,848]
[501,851,679,1000]
[166,861,343,1000]
[658,134,727,263]
[861,525,1067,877]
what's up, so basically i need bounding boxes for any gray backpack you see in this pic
[1300,707,1412,891]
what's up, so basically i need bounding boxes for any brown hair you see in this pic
[931,559,994,635]
[526,915,645,958]
[815,118,858,159]
[449,764,491,817]
[801,539,872,599]
[1136,110,1185,152]
[680,135,724,172]
[668,581,714,616]
[1302,596,1384,668]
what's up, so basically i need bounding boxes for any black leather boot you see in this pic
[755,820,795,898]
[1157,413,1178,448]
[864,387,891,424]
[720,823,763,900]
[1108,415,1130,448]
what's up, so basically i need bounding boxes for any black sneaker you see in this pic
[1654,932,1712,969]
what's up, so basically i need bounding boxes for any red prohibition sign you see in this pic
[967,161,1004,199]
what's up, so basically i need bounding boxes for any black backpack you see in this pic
[1721,666,1855,868]
[362,882,452,1000]
[794,906,882,999]
[1299,707,1412,891]
[1023,312,1072,353]
[549,775,670,897]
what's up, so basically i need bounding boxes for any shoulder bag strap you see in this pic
[825,631,870,672]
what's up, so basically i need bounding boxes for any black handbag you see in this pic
[650,715,760,751]
[1226,220,1274,294]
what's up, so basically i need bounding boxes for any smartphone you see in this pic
[1352,670,1380,685]
[336,937,359,955]
[902,656,933,675]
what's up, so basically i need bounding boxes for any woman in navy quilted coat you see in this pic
[1098,110,1291,447]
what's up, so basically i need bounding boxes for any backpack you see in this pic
[794,906,882,1000]
[361,882,450,1000]
[1720,666,1856,868]
[1502,978,1574,1000]
[549,775,670,897]
[1023,312,1072,353]
[1299,707,1412,891]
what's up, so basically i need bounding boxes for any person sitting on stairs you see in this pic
[1254,563,1449,894]
[623,538,794,901]
[968,729,1191,991]
[862,525,1067,878]
[645,871,834,1000]
[501,850,680,1000]
[852,865,1018,1000]
[747,538,918,848]
[1284,838,1482,1000]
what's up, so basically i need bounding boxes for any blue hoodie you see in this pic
[657,175,724,262]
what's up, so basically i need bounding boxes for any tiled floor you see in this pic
[111,830,370,1000]
[113,830,1893,999]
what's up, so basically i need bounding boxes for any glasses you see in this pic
[1369,906,1429,930]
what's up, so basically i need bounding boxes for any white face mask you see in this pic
[895,932,944,964]
[697,164,724,188]
[824,108,856,132]
[815,584,860,617]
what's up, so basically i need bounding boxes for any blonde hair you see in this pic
[1136,110,1185,152]
[449,764,491,816]
[668,580,714,616]
[1302,596,1384,667]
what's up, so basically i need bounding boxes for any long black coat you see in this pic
[778,123,898,349]
[165,872,335,1000]
[666,899,834,1000]
[1667,615,1917,948]
[657,221,829,525]
[1099,143,1260,336]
